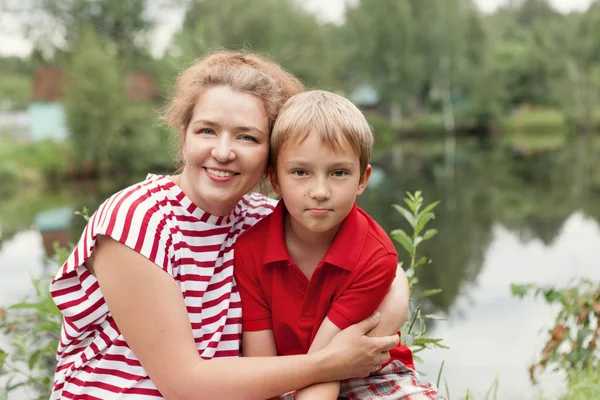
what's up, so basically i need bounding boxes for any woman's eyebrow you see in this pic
[190,119,220,127]
[238,125,266,137]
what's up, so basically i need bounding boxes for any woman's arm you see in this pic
[90,236,397,400]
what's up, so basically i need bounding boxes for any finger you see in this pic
[372,335,399,352]
[355,312,381,334]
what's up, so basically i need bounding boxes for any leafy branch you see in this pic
[391,191,447,356]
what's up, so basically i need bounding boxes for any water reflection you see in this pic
[1,136,599,399]
[358,136,600,315]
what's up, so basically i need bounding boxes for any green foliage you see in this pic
[511,279,600,384]
[0,75,32,111]
[11,0,155,60]
[367,115,396,154]
[560,363,600,400]
[0,218,81,399]
[64,28,172,179]
[64,27,125,178]
[0,273,63,399]
[0,161,19,196]
[168,0,340,89]
[391,191,447,356]
[499,108,568,134]
[9,140,74,184]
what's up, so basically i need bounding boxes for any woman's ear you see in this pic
[180,125,187,158]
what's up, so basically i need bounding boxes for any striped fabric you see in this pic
[282,361,445,400]
[50,174,276,399]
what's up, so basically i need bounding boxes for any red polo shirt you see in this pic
[234,200,414,369]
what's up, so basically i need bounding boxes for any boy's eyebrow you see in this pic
[283,159,357,169]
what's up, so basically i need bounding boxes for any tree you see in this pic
[5,0,156,61]
[63,27,125,177]
[167,0,340,88]
[344,0,422,126]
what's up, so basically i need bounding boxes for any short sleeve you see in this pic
[327,252,398,330]
[233,240,272,332]
[50,181,174,335]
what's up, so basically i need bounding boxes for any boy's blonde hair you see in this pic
[271,90,373,175]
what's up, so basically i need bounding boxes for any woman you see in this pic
[50,51,408,399]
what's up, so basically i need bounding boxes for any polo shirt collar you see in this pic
[263,200,290,264]
[263,200,368,272]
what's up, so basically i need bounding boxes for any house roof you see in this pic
[349,84,380,107]
[30,67,160,102]
[126,71,160,102]
[31,68,63,102]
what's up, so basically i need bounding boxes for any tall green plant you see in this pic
[391,191,447,356]
[0,244,69,399]
[511,279,600,384]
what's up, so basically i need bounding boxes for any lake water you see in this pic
[1,136,599,399]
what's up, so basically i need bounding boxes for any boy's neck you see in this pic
[284,215,341,279]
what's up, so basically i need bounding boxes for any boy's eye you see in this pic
[292,170,308,177]
[332,170,348,177]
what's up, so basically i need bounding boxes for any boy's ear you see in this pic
[356,164,372,196]
[269,166,282,195]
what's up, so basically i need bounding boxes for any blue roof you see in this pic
[349,85,380,107]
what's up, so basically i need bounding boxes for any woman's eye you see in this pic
[240,134,257,142]
[332,170,348,177]
[198,128,215,135]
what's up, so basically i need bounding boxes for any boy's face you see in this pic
[270,130,371,237]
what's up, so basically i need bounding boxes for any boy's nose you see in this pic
[309,180,331,201]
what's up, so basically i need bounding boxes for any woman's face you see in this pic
[179,85,270,216]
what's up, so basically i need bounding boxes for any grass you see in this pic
[504,131,568,152]
[560,364,600,400]
[499,107,568,134]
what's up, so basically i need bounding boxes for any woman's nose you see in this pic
[211,136,236,162]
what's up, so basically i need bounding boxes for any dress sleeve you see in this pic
[327,252,398,330]
[50,183,174,335]
[233,239,272,332]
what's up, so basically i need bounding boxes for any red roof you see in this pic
[126,71,160,102]
[30,68,159,102]
[31,68,63,102]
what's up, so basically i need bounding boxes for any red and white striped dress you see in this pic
[50,174,276,399]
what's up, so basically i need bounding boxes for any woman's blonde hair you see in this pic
[271,90,373,176]
[162,50,305,168]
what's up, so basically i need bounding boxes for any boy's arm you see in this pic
[368,264,410,337]
[295,318,342,400]
[298,254,402,399]
[242,330,281,400]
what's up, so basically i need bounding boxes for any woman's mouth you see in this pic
[204,167,239,182]
[205,168,238,178]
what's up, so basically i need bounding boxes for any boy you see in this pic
[234,91,443,399]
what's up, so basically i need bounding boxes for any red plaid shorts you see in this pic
[281,361,445,400]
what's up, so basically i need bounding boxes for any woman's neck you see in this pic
[171,174,237,217]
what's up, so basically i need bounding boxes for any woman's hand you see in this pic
[317,312,399,381]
